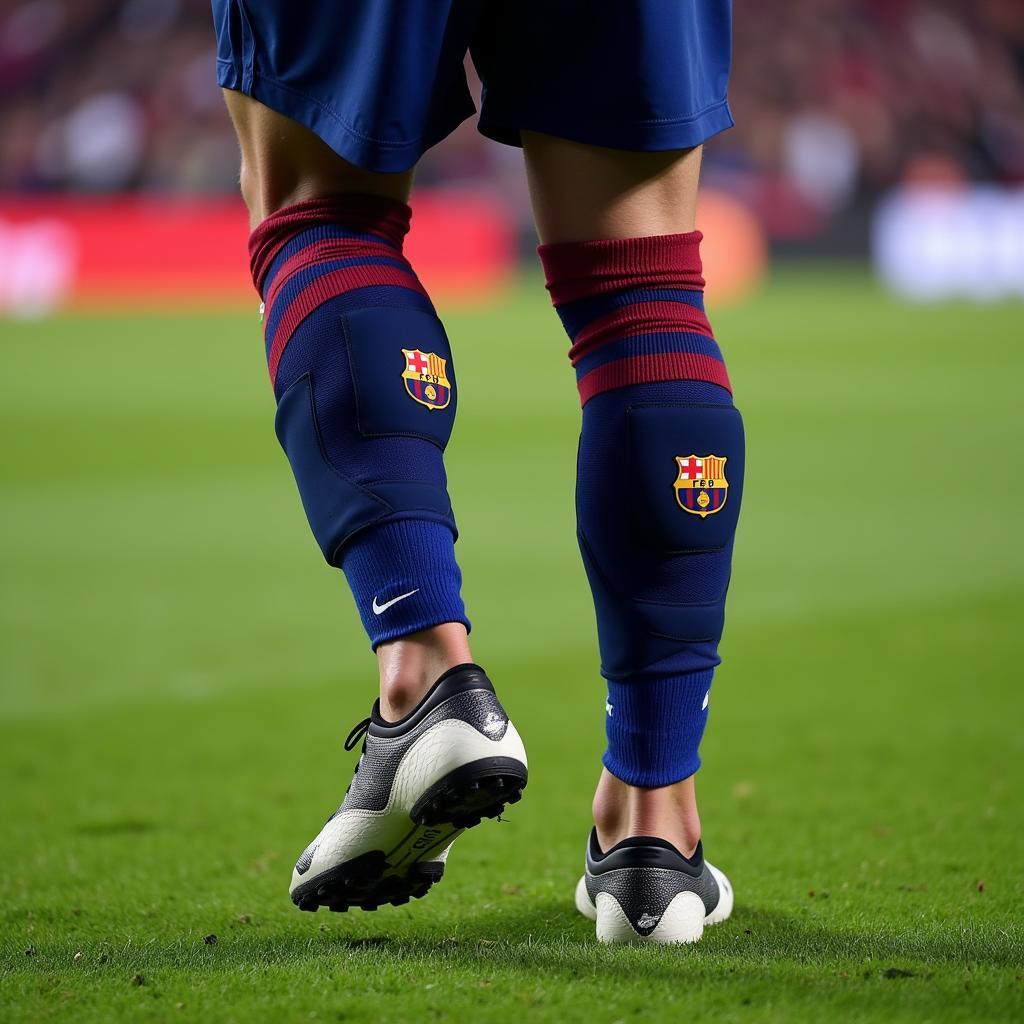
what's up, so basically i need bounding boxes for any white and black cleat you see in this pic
[574,829,733,944]
[289,663,527,913]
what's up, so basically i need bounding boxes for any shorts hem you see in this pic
[478,97,735,153]
[216,65,475,173]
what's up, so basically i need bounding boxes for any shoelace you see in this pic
[341,716,372,799]
[344,717,371,752]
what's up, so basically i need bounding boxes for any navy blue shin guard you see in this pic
[250,195,469,647]
[579,382,744,785]
[540,232,744,786]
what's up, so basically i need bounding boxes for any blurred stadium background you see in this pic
[2,2,1022,1021]
[1,0,1024,311]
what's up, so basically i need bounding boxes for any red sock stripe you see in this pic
[264,238,401,313]
[267,264,427,384]
[249,194,412,294]
[538,231,705,305]
[577,353,731,406]
[569,300,714,365]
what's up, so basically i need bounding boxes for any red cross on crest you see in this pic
[677,456,704,480]
[405,350,429,375]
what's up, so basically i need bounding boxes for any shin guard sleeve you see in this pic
[251,195,468,645]
[540,232,744,785]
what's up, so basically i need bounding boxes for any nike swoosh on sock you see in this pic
[372,589,419,615]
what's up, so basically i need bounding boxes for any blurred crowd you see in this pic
[2,0,1023,235]
[723,0,1024,237]
[0,0,236,193]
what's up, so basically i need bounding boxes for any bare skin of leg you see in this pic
[522,130,702,243]
[223,91,414,227]
[375,623,472,721]
[223,91,472,717]
[523,130,705,857]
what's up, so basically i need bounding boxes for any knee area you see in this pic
[575,382,744,677]
[226,93,413,220]
[273,300,459,566]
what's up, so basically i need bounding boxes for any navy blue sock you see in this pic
[250,195,469,648]
[540,232,744,787]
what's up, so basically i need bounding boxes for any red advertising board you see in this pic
[0,192,516,315]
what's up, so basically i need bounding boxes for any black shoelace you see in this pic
[344,717,371,752]
[341,716,372,798]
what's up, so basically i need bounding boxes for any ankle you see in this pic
[376,622,472,721]
[592,768,702,858]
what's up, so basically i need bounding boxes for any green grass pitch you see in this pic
[1,269,1022,1022]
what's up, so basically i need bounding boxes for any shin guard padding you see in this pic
[577,390,744,679]
[274,303,457,566]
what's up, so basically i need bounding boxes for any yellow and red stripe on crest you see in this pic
[702,455,724,485]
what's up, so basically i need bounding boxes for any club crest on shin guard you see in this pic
[674,454,729,517]
[401,348,451,410]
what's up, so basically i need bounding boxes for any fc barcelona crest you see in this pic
[401,348,451,410]
[674,454,729,517]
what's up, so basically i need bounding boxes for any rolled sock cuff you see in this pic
[340,519,469,649]
[602,670,714,788]
[538,231,705,304]
[249,194,413,294]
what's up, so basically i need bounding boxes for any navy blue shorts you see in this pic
[213,1,733,173]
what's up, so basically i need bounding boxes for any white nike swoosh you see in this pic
[371,589,419,615]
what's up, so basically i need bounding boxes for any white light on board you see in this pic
[872,186,1024,302]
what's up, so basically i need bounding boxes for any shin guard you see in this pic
[539,232,744,786]
[250,195,468,647]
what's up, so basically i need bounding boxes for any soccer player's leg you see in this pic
[221,91,527,912]
[525,134,740,943]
